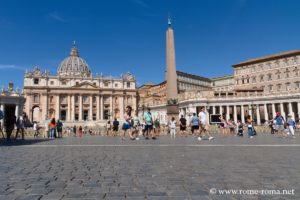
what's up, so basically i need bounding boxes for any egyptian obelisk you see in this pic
[166,15,179,118]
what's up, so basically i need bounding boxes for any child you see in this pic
[287,114,296,138]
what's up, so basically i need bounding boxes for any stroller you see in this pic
[237,122,244,136]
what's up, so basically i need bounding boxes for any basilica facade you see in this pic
[23,44,137,124]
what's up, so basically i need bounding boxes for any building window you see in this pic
[252,76,256,83]
[286,83,291,90]
[93,96,96,103]
[60,96,67,104]
[76,82,79,85]
[293,57,298,65]
[33,94,39,103]
[268,85,273,91]
[127,82,130,88]
[50,96,54,103]
[104,82,109,87]
[260,75,264,82]
[61,81,66,85]
[83,96,89,104]
[93,82,96,86]
[267,63,272,69]
[277,84,282,91]
[275,61,280,68]
[295,82,300,89]
[115,83,118,88]
[33,78,39,85]
[293,67,299,76]
[50,81,54,85]
[268,74,272,81]
[284,59,289,67]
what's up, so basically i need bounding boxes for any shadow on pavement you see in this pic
[0,138,51,146]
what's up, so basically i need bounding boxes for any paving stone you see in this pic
[0,135,299,200]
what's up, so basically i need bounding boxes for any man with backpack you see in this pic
[143,108,155,140]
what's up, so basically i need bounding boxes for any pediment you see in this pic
[72,82,98,89]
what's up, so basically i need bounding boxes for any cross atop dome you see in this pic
[70,41,79,57]
[168,13,172,28]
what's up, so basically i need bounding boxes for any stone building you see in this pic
[23,43,137,125]
[139,19,300,125]
[0,82,26,132]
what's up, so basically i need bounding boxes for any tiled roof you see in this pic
[233,50,300,68]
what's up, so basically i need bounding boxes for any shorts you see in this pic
[145,124,153,131]
[275,125,284,131]
[180,126,186,131]
[113,127,118,131]
[191,126,199,132]
[122,123,131,130]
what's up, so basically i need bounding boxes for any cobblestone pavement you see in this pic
[0,134,299,200]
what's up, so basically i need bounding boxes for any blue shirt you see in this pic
[191,116,199,126]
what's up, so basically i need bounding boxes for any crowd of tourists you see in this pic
[0,106,298,140]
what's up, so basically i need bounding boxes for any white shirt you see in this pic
[169,120,176,129]
[198,111,207,124]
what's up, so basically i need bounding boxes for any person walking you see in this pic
[246,115,254,139]
[154,118,161,137]
[132,111,140,140]
[56,119,63,138]
[143,108,155,140]
[190,113,200,138]
[169,117,177,138]
[113,118,119,136]
[219,114,228,136]
[198,107,214,141]
[122,106,133,140]
[78,126,83,137]
[49,118,56,139]
[274,112,286,137]
[287,114,296,138]
[33,121,40,138]
[15,116,25,140]
[106,120,111,136]
[179,115,187,137]
[73,125,77,137]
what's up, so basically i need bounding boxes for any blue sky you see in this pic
[1,0,300,88]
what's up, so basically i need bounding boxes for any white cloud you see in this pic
[48,11,68,23]
[132,0,149,8]
[0,64,25,71]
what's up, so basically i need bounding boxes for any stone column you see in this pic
[264,104,269,122]
[71,95,75,121]
[79,95,82,121]
[100,96,104,120]
[219,106,223,115]
[15,105,19,119]
[248,105,252,116]
[241,105,245,123]
[89,95,93,120]
[67,95,71,121]
[43,94,48,120]
[256,105,261,125]
[55,95,60,119]
[280,103,285,119]
[120,96,124,120]
[96,95,100,120]
[272,103,276,119]
[132,95,137,112]
[233,105,237,123]
[288,102,295,119]
[226,105,230,120]
[212,106,216,114]
[110,95,113,120]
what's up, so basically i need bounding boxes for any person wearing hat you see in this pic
[287,114,296,138]
[274,112,286,137]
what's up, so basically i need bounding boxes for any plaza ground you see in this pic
[0,134,299,200]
